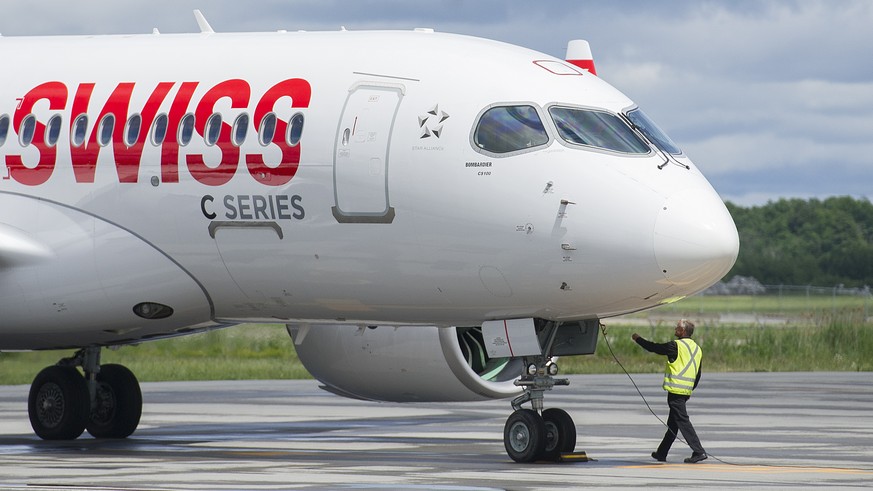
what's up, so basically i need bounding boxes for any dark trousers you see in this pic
[656,392,705,457]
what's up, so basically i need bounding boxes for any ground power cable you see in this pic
[597,324,870,473]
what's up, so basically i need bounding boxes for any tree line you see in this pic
[725,196,873,288]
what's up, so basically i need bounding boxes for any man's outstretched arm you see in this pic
[631,334,676,358]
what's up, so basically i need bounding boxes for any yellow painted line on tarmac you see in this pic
[622,463,873,475]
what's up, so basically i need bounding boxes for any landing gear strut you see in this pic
[28,347,142,440]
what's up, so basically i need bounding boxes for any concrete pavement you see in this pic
[1,372,871,489]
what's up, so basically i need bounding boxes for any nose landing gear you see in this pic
[503,356,577,462]
[493,319,600,463]
[27,347,142,440]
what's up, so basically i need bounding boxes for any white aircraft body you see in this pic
[0,14,738,462]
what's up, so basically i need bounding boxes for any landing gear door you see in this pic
[482,318,542,358]
[332,83,403,223]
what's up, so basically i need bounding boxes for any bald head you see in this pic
[676,319,695,338]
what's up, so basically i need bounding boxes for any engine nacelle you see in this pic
[286,319,601,403]
[286,323,525,402]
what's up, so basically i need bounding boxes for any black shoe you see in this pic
[651,451,666,462]
[684,453,707,464]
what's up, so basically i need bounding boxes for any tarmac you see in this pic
[1,372,872,490]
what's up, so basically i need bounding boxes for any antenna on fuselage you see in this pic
[193,9,215,34]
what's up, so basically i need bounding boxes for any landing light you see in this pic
[132,302,174,320]
[546,360,559,376]
[526,363,538,376]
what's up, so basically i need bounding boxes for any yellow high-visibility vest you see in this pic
[663,338,701,396]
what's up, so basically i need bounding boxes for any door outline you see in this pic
[332,82,404,224]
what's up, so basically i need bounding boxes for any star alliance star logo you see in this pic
[418,104,449,139]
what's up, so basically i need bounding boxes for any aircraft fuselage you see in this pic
[0,30,737,349]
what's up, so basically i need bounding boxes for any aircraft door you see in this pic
[332,83,403,223]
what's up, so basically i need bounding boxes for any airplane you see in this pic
[0,11,739,463]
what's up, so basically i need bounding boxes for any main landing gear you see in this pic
[503,356,577,462]
[28,347,142,440]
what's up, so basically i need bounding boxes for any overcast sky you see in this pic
[2,0,870,206]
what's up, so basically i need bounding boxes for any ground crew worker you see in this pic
[632,319,707,463]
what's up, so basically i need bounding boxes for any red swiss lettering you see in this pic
[160,82,199,183]
[4,77,311,187]
[6,82,68,186]
[187,79,251,186]
[246,78,311,186]
[70,82,135,183]
[115,82,174,182]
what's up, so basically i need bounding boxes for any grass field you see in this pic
[632,291,871,320]
[564,319,873,374]
[1,296,870,385]
[0,324,309,385]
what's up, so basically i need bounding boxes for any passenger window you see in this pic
[20,115,36,146]
[549,106,650,154]
[71,114,88,147]
[98,114,115,147]
[474,105,549,154]
[151,113,168,146]
[124,114,142,147]
[178,113,195,146]
[0,114,8,147]
[204,113,222,146]
[259,112,276,146]
[232,113,249,147]
[45,115,63,148]
[287,113,304,146]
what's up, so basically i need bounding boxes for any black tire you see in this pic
[541,408,577,461]
[86,364,142,439]
[28,365,89,440]
[503,409,546,463]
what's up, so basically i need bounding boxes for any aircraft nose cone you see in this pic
[654,188,739,291]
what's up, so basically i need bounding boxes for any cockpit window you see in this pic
[625,108,682,155]
[549,106,650,154]
[474,105,549,154]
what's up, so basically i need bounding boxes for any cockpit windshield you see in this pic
[549,106,650,154]
[625,108,682,155]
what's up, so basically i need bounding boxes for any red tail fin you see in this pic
[565,39,597,75]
